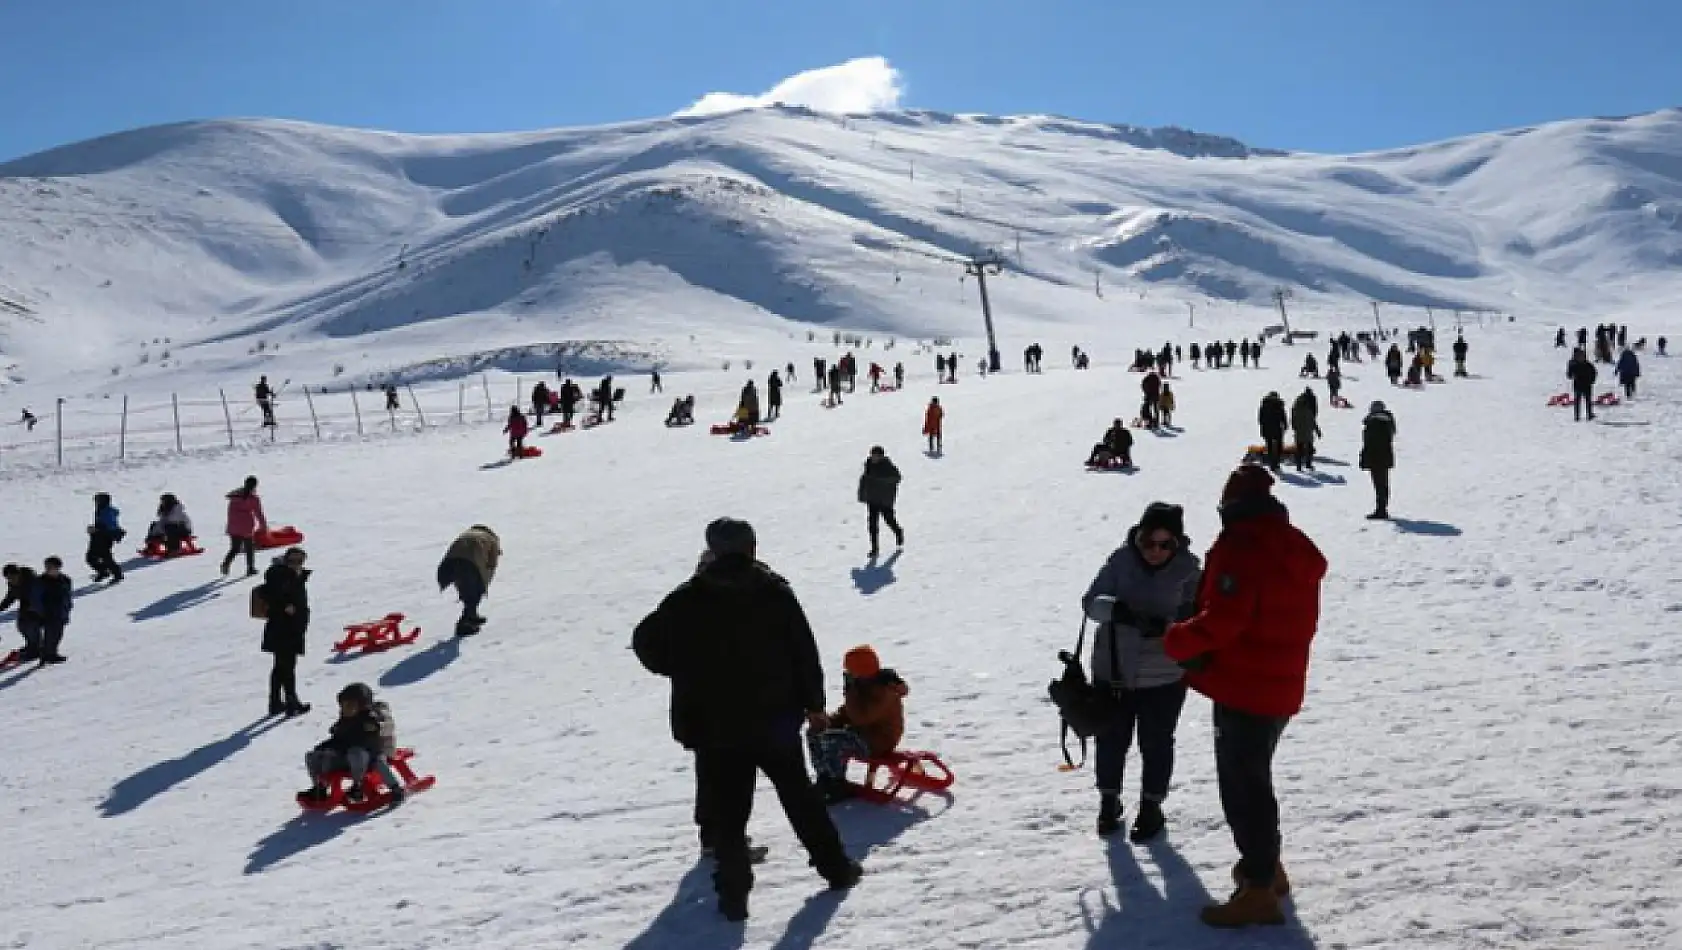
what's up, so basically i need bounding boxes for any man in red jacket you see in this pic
[1165,464,1327,928]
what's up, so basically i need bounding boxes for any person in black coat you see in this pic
[31,557,73,665]
[1257,392,1288,472]
[261,547,312,716]
[1,563,45,661]
[1567,349,1598,421]
[857,447,904,558]
[1359,402,1397,520]
[558,379,582,427]
[766,371,784,421]
[633,518,860,921]
[1452,334,1469,377]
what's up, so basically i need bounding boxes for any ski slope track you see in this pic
[1,315,1680,949]
[1,106,1681,403]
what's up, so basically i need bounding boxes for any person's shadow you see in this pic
[620,861,746,950]
[850,550,902,596]
[1393,518,1462,537]
[129,578,230,622]
[245,809,377,875]
[1083,837,1318,949]
[478,458,514,471]
[100,717,283,817]
[378,637,462,686]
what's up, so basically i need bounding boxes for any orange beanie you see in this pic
[843,645,881,678]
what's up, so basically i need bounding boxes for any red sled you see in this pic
[296,748,436,813]
[334,613,421,655]
[1595,392,1621,406]
[512,445,543,458]
[255,526,305,550]
[1331,396,1354,409]
[843,751,955,805]
[139,537,204,559]
[0,649,20,669]
[1546,393,1572,407]
[709,424,770,437]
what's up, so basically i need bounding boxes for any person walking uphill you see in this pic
[1617,347,1640,400]
[1164,466,1327,928]
[221,476,269,577]
[1080,503,1201,843]
[858,447,905,559]
[1,563,45,662]
[504,406,530,457]
[1257,392,1287,473]
[1359,402,1397,520]
[1289,389,1320,472]
[1567,348,1598,422]
[437,525,501,637]
[923,398,944,454]
[259,547,312,717]
[633,518,862,922]
[87,493,125,584]
[32,557,73,665]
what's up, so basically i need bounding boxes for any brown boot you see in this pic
[1200,884,1284,928]
[1231,860,1291,897]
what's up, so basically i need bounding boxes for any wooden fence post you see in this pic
[219,389,235,447]
[350,387,363,436]
[171,394,183,453]
[480,373,493,420]
[119,395,129,460]
[56,397,65,466]
[406,384,427,427]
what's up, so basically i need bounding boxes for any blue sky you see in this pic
[2,0,1677,161]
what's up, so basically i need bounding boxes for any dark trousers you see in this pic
[16,616,43,653]
[509,435,525,455]
[866,504,903,550]
[694,737,850,901]
[1573,387,1595,421]
[1622,378,1636,399]
[561,405,576,426]
[41,620,66,657]
[1292,432,1315,470]
[1370,467,1391,514]
[1262,432,1285,470]
[259,400,276,427]
[163,523,192,554]
[1213,704,1290,887]
[269,651,300,707]
[533,403,545,425]
[86,530,122,580]
[1094,680,1188,803]
[222,536,256,575]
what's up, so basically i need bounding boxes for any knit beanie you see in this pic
[1220,464,1276,505]
[843,645,882,678]
[704,517,756,557]
[1135,502,1186,540]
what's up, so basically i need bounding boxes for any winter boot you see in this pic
[822,860,864,891]
[299,785,329,803]
[269,698,287,716]
[1200,884,1284,928]
[718,894,749,922]
[1096,795,1122,837]
[345,782,367,805]
[1365,510,1389,521]
[1231,860,1291,897]
[284,702,312,718]
[1128,800,1165,843]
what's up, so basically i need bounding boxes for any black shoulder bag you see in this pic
[1048,616,1120,769]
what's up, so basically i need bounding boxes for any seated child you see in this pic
[807,645,909,803]
[665,396,695,426]
[1087,419,1134,467]
[301,682,405,805]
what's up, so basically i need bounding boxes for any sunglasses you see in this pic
[1139,537,1178,553]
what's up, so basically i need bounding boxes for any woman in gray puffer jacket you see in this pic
[1080,502,1201,842]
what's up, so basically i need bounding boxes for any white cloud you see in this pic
[676,57,904,117]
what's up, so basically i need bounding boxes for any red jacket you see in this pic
[922,404,944,436]
[1164,500,1326,717]
[224,490,268,540]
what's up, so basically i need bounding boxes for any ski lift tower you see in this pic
[965,251,1007,372]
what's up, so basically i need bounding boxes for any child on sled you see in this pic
[300,683,405,806]
[807,645,909,804]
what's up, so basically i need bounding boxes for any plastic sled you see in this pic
[1595,392,1621,406]
[139,537,204,559]
[874,385,899,393]
[512,445,543,458]
[1546,393,1572,407]
[548,422,576,434]
[334,613,421,655]
[1330,396,1354,409]
[0,649,20,669]
[1245,444,1299,463]
[1086,457,1133,471]
[842,751,955,805]
[710,424,770,437]
[256,526,305,550]
[297,748,436,813]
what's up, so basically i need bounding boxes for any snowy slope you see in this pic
[1,319,1679,949]
[2,107,1681,403]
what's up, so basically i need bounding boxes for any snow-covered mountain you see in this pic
[2,106,1680,393]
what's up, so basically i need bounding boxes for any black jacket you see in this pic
[1360,410,1397,471]
[1258,396,1288,437]
[858,456,902,508]
[633,555,826,750]
[317,708,385,756]
[34,573,74,625]
[1568,358,1597,391]
[1,567,39,620]
[261,561,311,655]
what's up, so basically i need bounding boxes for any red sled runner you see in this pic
[255,526,305,550]
[296,748,436,813]
[1330,396,1354,409]
[140,537,204,558]
[0,649,21,670]
[334,613,421,655]
[709,424,770,437]
[511,445,543,458]
[842,750,955,805]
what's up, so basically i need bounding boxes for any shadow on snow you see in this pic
[851,550,902,596]
[378,637,463,687]
[100,717,284,817]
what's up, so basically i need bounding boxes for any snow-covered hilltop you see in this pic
[1,106,1679,391]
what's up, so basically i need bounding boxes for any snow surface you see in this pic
[3,106,1682,414]
[2,317,1680,949]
